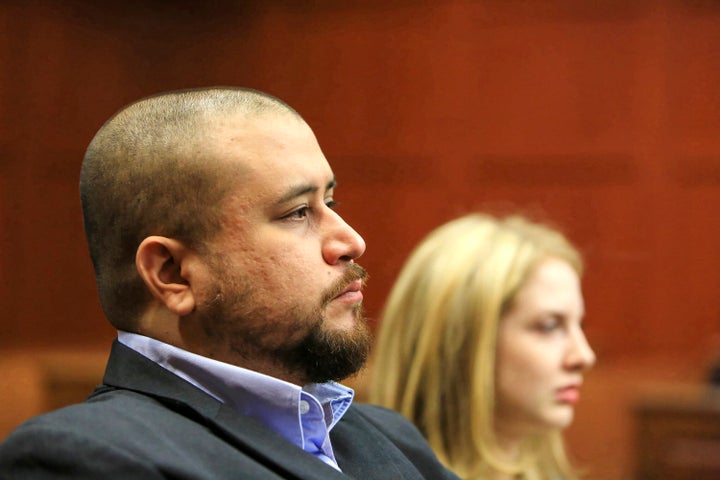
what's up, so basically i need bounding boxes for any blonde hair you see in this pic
[370,213,583,480]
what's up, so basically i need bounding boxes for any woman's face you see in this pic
[494,257,595,442]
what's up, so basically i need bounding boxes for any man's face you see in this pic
[190,112,370,384]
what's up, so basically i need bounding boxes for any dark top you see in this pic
[0,341,459,480]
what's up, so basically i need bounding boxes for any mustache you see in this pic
[321,263,368,306]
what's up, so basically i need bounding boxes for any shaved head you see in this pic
[80,87,302,330]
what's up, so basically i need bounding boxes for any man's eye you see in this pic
[326,200,338,209]
[287,207,309,219]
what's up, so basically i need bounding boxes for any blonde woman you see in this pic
[370,213,596,480]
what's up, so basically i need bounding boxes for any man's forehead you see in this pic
[210,116,319,163]
[211,111,305,138]
[275,176,337,204]
[220,150,336,204]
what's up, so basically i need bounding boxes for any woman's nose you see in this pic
[565,328,596,371]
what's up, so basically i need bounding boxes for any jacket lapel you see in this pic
[212,405,349,480]
[98,341,349,480]
[332,407,425,480]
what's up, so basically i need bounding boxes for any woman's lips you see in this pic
[555,385,580,405]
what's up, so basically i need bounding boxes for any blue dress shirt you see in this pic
[117,331,354,471]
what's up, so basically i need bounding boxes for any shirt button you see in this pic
[299,400,310,414]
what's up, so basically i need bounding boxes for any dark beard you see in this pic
[272,263,372,383]
[199,260,371,384]
[277,302,371,384]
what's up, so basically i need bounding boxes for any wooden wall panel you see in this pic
[2,0,720,476]
[1,0,718,383]
[0,161,5,316]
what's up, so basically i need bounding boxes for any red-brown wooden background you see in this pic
[2,1,720,478]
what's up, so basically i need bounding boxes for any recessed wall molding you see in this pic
[672,155,720,186]
[468,153,637,186]
[330,155,439,186]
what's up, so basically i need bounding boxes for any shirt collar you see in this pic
[117,331,353,467]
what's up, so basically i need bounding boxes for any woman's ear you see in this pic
[135,236,197,316]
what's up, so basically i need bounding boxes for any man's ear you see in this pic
[135,236,197,316]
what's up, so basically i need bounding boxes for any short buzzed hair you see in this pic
[80,87,301,331]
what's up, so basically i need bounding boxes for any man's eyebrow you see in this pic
[276,177,336,204]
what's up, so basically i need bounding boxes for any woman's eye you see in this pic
[326,200,338,209]
[534,317,562,333]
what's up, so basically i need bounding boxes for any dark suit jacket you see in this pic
[0,341,459,480]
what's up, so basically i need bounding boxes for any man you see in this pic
[0,87,459,480]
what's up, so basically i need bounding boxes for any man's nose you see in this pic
[322,209,366,265]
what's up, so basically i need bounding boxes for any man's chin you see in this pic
[323,314,363,335]
[325,301,364,326]
[286,317,372,384]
